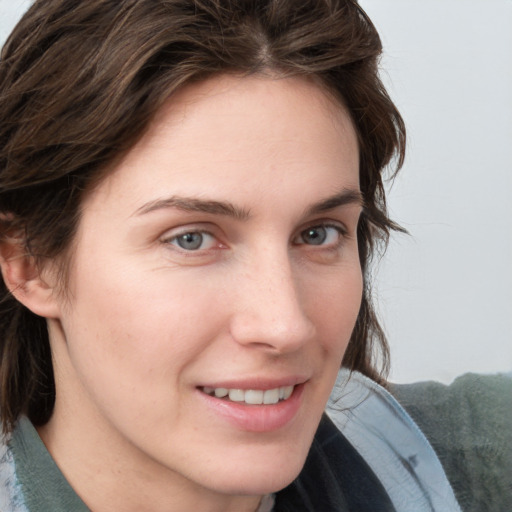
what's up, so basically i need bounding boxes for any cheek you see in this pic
[305,265,363,411]
[60,259,225,402]
[306,263,363,352]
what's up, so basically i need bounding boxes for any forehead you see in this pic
[82,74,359,216]
[146,74,357,161]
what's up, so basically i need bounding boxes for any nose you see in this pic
[229,250,316,354]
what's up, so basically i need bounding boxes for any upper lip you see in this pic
[197,375,309,390]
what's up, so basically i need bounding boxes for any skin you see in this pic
[33,75,363,511]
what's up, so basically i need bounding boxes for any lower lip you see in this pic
[198,384,304,433]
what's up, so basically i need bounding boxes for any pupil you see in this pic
[178,233,203,250]
[304,227,326,245]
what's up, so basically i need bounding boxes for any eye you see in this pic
[295,224,344,247]
[166,231,217,251]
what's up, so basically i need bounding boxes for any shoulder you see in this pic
[327,369,461,512]
[0,416,89,512]
[390,372,512,512]
[0,428,29,512]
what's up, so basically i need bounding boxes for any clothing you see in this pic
[326,370,462,511]
[0,370,476,511]
[390,372,512,512]
[0,416,86,512]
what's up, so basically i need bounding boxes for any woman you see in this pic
[0,1,460,510]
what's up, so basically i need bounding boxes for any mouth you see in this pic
[200,385,295,405]
[198,382,305,431]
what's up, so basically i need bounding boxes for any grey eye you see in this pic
[166,230,218,252]
[175,232,205,250]
[300,226,328,245]
[296,225,343,247]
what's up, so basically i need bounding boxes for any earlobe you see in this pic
[0,242,61,319]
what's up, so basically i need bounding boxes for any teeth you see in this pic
[203,385,295,404]
[228,389,245,402]
[263,388,279,404]
[214,388,228,398]
[282,385,294,400]
[245,390,264,404]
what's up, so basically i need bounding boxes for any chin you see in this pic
[203,449,308,496]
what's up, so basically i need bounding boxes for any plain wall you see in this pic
[360,0,512,383]
[1,0,511,384]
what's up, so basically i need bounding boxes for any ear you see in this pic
[0,240,61,319]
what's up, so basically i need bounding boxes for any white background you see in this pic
[1,1,511,383]
[360,0,512,383]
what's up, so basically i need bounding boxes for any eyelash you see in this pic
[162,229,221,252]
[161,222,347,254]
[292,223,347,248]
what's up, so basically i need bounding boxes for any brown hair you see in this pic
[0,0,405,433]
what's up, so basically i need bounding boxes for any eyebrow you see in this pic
[134,196,251,220]
[305,189,363,216]
[134,188,363,220]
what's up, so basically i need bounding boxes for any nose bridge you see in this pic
[230,245,315,351]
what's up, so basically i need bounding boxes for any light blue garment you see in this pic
[0,429,28,512]
[327,369,461,512]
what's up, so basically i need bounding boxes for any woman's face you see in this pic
[46,75,362,501]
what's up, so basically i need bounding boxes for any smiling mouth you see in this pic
[200,385,295,405]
